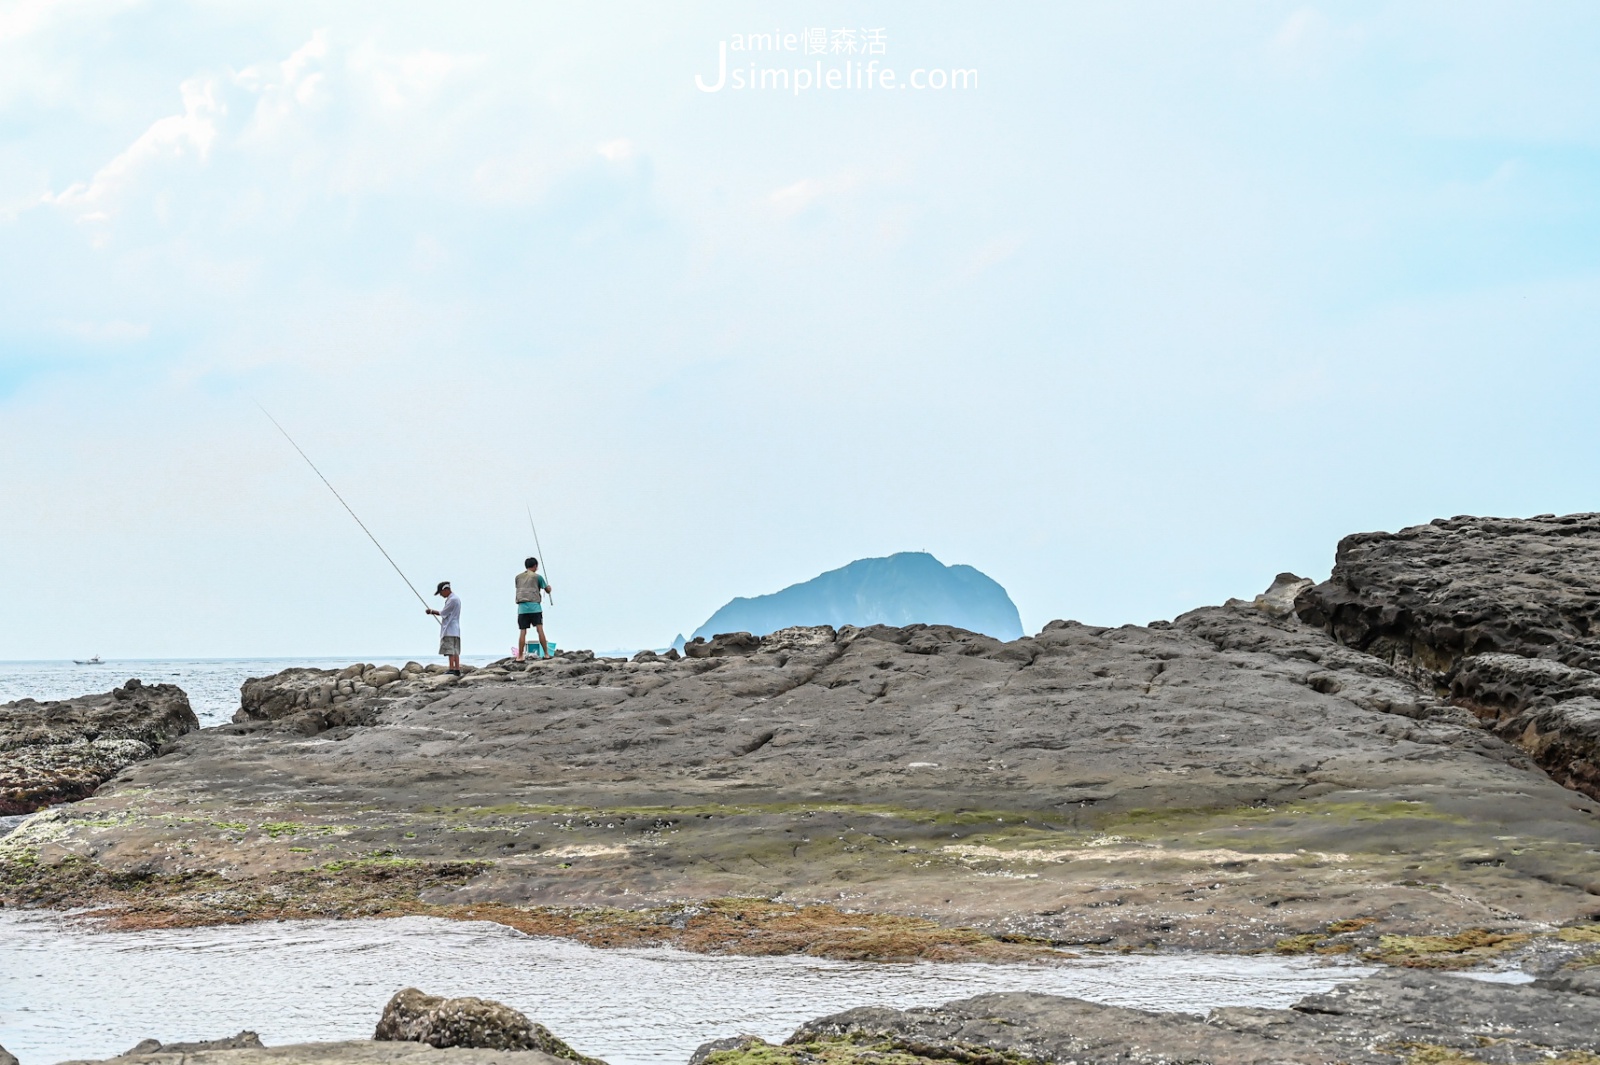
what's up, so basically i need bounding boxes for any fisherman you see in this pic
[426,580,463,675]
[515,557,553,660]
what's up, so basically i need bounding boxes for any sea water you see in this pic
[0,657,503,728]
[0,913,1372,1065]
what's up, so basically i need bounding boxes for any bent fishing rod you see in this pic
[527,503,553,604]
[255,401,431,613]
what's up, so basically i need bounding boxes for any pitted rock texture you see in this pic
[765,970,1600,1065]
[1298,513,1600,676]
[375,987,603,1062]
[1298,513,1600,799]
[0,678,197,814]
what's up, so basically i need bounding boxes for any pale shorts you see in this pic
[439,635,461,656]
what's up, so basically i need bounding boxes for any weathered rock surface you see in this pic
[1299,513,1600,799]
[55,1042,574,1064]
[120,1032,266,1056]
[375,988,603,1062]
[700,970,1600,1065]
[0,1040,16,1065]
[0,679,197,814]
[7,599,1598,955]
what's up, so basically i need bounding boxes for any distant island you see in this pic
[689,552,1025,642]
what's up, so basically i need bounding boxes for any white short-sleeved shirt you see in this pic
[438,593,462,637]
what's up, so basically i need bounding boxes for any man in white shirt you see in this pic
[426,580,463,675]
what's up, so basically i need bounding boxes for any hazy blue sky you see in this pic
[3,2,1598,659]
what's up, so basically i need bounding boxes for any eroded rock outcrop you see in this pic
[692,970,1600,1065]
[1299,513,1600,799]
[0,679,197,814]
[119,1032,265,1056]
[375,987,604,1062]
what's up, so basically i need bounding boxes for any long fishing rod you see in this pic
[527,503,553,604]
[256,401,430,612]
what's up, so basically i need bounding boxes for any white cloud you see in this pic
[597,138,634,162]
[36,29,492,230]
[42,75,223,222]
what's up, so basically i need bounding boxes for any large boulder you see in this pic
[235,662,446,734]
[730,970,1600,1065]
[0,679,197,814]
[1298,513,1600,799]
[374,987,605,1062]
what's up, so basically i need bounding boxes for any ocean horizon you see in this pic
[0,655,508,727]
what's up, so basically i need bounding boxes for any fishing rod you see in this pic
[527,503,553,604]
[256,401,430,612]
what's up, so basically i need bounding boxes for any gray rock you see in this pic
[785,970,1600,1064]
[119,1032,264,1056]
[56,1043,575,1064]
[705,632,761,657]
[0,678,197,814]
[29,599,1599,952]
[0,1041,16,1065]
[1298,513,1600,799]
[688,1035,764,1065]
[1533,967,1600,996]
[374,987,603,1062]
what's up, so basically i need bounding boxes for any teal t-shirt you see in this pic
[515,571,547,613]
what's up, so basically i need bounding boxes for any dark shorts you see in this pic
[518,611,546,630]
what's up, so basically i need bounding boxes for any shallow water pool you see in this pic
[0,913,1371,1065]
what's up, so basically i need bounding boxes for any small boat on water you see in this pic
[73,655,103,665]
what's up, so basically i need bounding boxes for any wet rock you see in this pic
[375,987,604,1062]
[788,990,1326,1064]
[1534,967,1600,996]
[1299,513,1600,799]
[0,679,197,814]
[119,1031,265,1055]
[689,1035,765,1065]
[781,970,1600,1065]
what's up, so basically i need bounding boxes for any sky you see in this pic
[2,1,1599,659]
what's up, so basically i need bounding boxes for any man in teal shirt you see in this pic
[515,557,553,660]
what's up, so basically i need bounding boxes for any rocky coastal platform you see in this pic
[0,542,1596,971]
[1,514,1598,971]
[4,514,1600,1064]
